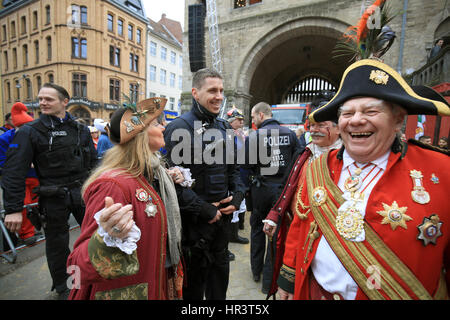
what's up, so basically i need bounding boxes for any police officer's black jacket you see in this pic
[244,118,301,185]
[163,100,245,228]
[1,112,98,215]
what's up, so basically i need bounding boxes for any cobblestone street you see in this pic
[0,212,269,300]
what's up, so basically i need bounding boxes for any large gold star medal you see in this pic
[377,201,412,230]
[417,214,443,246]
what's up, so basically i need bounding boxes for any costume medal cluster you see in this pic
[336,163,382,241]
[136,188,157,218]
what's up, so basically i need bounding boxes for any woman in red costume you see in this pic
[68,97,184,300]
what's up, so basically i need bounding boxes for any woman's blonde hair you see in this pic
[82,130,156,196]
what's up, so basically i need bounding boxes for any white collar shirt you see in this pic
[310,149,390,300]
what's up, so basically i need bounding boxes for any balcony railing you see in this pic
[410,46,450,86]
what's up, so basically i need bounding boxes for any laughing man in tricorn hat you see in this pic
[277,56,450,300]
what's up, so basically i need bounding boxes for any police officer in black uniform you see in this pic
[163,68,245,300]
[244,101,301,294]
[2,83,97,299]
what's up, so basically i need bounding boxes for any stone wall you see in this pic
[181,0,448,117]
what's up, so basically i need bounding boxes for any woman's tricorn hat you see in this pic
[309,59,450,123]
[107,97,167,144]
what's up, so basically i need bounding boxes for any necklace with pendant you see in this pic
[337,164,382,240]
[343,163,375,192]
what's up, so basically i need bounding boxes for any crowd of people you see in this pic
[0,57,449,301]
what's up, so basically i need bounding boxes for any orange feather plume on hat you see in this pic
[356,0,386,42]
[335,0,395,61]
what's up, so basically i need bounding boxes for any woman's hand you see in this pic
[167,167,185,184]
[98,197,135,239]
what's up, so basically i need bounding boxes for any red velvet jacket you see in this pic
[67,170,169,300]
[278,144,449,300]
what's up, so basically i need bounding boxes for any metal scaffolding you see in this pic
[206,0,223,74]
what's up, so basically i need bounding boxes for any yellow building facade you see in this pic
[1,0,147,124]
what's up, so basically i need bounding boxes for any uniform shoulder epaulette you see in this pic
[408,139,450,156]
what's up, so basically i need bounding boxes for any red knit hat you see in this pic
[11,102,34,127]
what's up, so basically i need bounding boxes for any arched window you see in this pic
[71,106,91,124]
[284,75,336,103]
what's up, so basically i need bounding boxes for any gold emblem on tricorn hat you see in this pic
[417,214,442,246]
[369,70,389,85]
[377,201,412,231]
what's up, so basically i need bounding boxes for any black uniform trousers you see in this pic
[182,216,231,300]
[250,182,280,291]
[39,186,84,293]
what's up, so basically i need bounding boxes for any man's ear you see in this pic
[192,87,198,101]
[394,110,407,132]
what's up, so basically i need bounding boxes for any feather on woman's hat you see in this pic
[107,97,167,144]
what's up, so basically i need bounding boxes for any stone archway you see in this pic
[68,105,92,125]
[234,17,352,115]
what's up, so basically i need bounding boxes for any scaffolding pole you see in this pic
[206,0,223,74]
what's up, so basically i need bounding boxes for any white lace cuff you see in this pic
[262,219,277,227]
[175,166,196,188]
[94,209,141,255]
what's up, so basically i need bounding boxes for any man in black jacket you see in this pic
[245,102,301,294]
[2,83,97,299]
[163,68,245,300]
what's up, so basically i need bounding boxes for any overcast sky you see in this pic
[142,0,185,30]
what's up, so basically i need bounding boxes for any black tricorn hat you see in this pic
[411,85,450,107]
[309,59,450,123]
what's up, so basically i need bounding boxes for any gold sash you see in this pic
[306,153,433,300]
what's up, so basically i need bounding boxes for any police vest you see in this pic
[31,119,92,183]
[250,123,297,184]
[178,111,234,202]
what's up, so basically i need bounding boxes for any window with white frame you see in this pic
[170,51,176,64]
[150,41,157,56]
[160,69,166,85]
[149,65,156,81]
[170,73,175,88]
[160,46,167,61]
